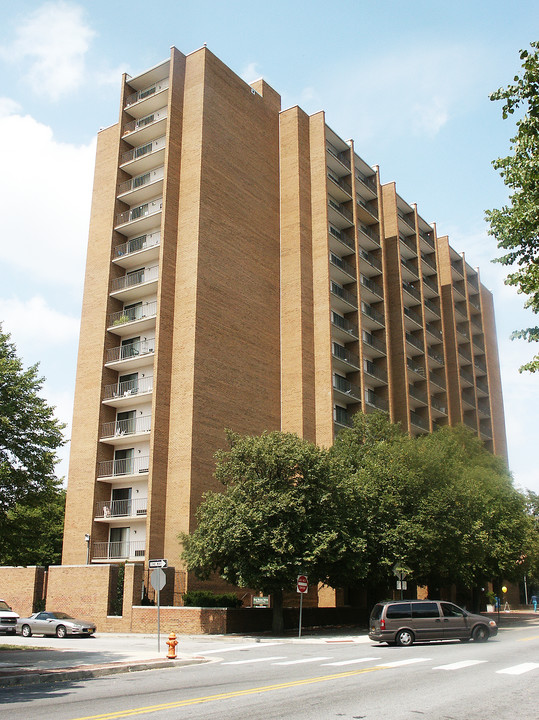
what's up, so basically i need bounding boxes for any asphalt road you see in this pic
[2,625,539,719]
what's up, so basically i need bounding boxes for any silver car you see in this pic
[17,611,96,638]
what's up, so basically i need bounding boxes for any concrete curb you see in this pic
[0,656,209,688]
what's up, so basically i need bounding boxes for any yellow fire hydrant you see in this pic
[166,631,178,660]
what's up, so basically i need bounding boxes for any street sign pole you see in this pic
[157,583,160,653]
[296,575,308,638]
[150,567,167,654]
[298,592,303,639]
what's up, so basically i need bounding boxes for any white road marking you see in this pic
[272,656,333,665]
[321,657,382,666]
[222,656,287,665]
[376,658,431,668]
[201,642,281,655]
[496,662,539,675]
[433,660,487,670]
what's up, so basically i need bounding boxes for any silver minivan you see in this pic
[369,599,497,646]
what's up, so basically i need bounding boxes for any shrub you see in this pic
[182,590,243,608]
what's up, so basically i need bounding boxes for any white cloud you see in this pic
[241,61,261,84]
[1,1,95,100]
[0,296,79,347]
[0,111,95,290]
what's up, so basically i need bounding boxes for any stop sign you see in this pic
[297,575,308,593]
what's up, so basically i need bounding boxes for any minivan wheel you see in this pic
[473,625,489,642]
[395,629,414,647]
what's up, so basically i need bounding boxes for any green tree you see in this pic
[486,41,539,372]
[332,414,528,600]
[0,486,65,567]
[181,430,367,634]
[0,326,65,518]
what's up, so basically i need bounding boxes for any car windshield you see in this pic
[50,612,75,620]
[0,601,12,611]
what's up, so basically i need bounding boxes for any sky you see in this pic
[0,0,538,493]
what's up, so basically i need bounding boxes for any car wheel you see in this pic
[473,625,489,643]
[21,624,32,638]
[56,625,67,639]
[395,629,414,647]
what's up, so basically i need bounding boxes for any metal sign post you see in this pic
[150,566,167,653]
[297,575,308,638]
[392,563,411,600]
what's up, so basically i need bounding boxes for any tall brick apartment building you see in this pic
[62,46,507,586]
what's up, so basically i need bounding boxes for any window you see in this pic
[412,602,440,619]
[441,602,465,618]
[386,603,412,619]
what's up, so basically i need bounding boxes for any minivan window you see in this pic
[441,602,465,618]
[411,602,440,619]
[370,604,383,621]
[386,603,412,619]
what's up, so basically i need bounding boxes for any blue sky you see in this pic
[0,0,538,492]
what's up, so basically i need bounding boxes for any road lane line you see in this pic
[68,665,391,720]
[201,642,281,654]
[433,660,487,670]
[496,662,539,675]
[272,656,333,665]
[222,656,287,665]
[376,658,431,668]
[322,657,382,666]
[517,634,539,642]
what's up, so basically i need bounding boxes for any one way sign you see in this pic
[148,559,168,569]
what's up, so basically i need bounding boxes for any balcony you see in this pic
[420,230,435,250]
[334,405,353,428]
[430,395,447,415]
[474,357,487,375]
[123,107,167,146]
[428,347,444,366]
[97,455,150,481]
[409,384,428,405]
[458,346,472,364]
[429,371,446,390]
[363,359,388,385]
[365,389,388,412]
[399,234,417,255]
[329,252,356,282]
[402,281,421,304]
[108,301,157,336]
[360,274,383,301]
[469,294,481,311]
[401,256,419,281]
[358,247,382,275]
[355,169,377,198]
[333,375,361,402]
[327,170,352,201]
[356,196,378,222]
[331,311,358,340]
[398,211,416,234]
[407,358,426,379]
[329,224,355,252]
[326,142,351,171]
[357,223,380,250]
[94,497,148,521]
[124,78,169,117]
[361,302,385,330]
[453,280,466,300]
[421,252,437,272]
[425,321,442,341]
[330,281,357,311]
[105,340,155,371]
[328,197,354,226]
[103,375,154,406]
[92,540,145,561]
[471,316,483,333]
[332,342,360,370]
[113,232,160,269]
[100,414,152,444]
[120,136,166,174]
[110,266,159,302]
[468,274,479,292]
[117,166,165,205]
[403,305,423,328]
[451,260,464,278]
[363,331,386,357]
[463,415,477,431]
[405,332,424,354]
[476,377,489,395]
[115,198,163,234]
[460,367,475,386]
[410,410,429,431]
[424,297,440,318]
[422,274,438,296]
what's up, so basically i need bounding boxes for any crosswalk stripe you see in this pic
[222,656,287,665]
[321,657,382,667]
[433,660,487,670]
[376,658,431,668]
[496,662,539,675]
[272,656,333,666]
[202,642,281,655]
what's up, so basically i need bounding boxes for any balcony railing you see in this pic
[328,197,354,223]
[326,142,351,170]
[424,297,440,316]
[430,395,447,413]
[410,410,428,430]
[118,166,164,196]
[97,455,150,478]
[429,371,446,389]
[109,301,157,328]
[421,252,437,271]
[365,390,388,411]
[409,385,428,404]
[116,198,162,227]
[361,302,385,326]
[121,136,166,165]
[403,305,423,326]
[331,312,358,338]
[355,170,377,194]
[398,211,416,232]
[399,234,417,253]
[469,294,481,311]
[407,359,426,377]
[420,230,435,249]
[329,224,355,251]
[363,331,386,354]
[401,257,419,277]
[123,108,167,135]
[360,275,383,298]
[334,406,353,427]
[358,223,380,245]
[331,281,357,308]
[103,375,154,400]
[333,375,361,401]
[101,414,152,439]
[357,196,378,219]
[92,541,145,560]
[94,497,148,519]
[106,339,155,364]
[114,233,160,259]
[425,321,442,340]
[422,275,438,294]
[405,332,424,352]
[402,281,421,302]
[332,343,360,368]
[111,266,159,293]
[359,248,382,272]
[458,346,472,363]
[330,252,356,279]
[364,359,388,383]
[451,260,464,277]
[327,171,352,196]
[125,79,169,108]
[474,358,487,374]
[460,367,475,384]
[476,377,489,394]
[428,347,444,365]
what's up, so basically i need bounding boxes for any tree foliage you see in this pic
[331,414,529,591]
[486,42,539,372]
[0,326,65,517]
[181,430,367,632]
